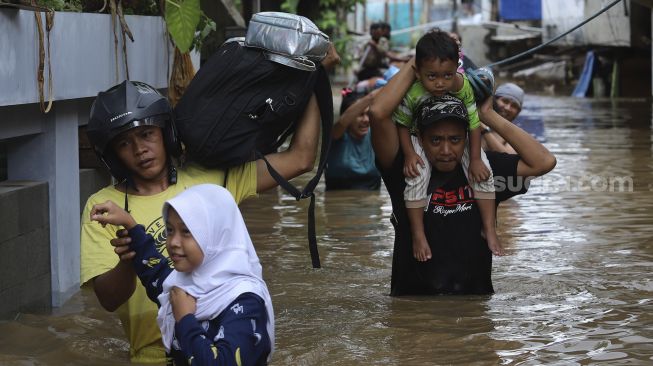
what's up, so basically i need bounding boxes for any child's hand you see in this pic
[403,152,425,178]
[170,286,197,322]
[90,200,137,229]
[469,158,490,182]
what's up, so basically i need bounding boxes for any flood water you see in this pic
[1,95,653,365]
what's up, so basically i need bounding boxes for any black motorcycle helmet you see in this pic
[86,80,182,182]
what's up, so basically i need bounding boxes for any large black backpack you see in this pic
[174,40,333,268]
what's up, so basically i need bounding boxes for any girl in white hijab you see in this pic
[91,184,274,365]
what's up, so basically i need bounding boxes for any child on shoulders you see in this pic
[392,29,504,261]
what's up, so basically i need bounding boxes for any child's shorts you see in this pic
[404,134,495,207]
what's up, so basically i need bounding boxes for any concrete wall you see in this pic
[459,25,492,67]
[0,9,196,307]
[6,99,84,307]
[0,181,50,319]
[0,10,171,106]
[542,0,630,46]
[79,168,111,213]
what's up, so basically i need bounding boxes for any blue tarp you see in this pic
[499,0,541,21]
[572,51,596,98]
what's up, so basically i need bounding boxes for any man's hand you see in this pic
[477,96,494,120]
[111,229,135,261]
[170,286,197,322]
[321,43,341,71]
[469,158,490,182]
[403,152,425,178]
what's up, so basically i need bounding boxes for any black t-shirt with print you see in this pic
[378,151,527,296]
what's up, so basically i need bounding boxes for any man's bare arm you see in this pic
[479,100,556,177]
[368,58,416,170]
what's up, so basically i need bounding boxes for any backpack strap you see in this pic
[257,66,333,268]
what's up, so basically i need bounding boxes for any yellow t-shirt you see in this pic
[80,163,257,364]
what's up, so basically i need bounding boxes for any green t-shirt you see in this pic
[80,162,257,364]
[392,74,480,134]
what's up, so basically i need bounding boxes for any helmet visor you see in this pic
[105,114,170,148]
[112,115,168,134]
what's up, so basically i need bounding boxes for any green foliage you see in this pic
[120,0,160,15]
[190,12,216,53]
[34,0,212,54]
[164,0,201,53]
[280,0,364,69]
[317,0,363,70]
[36,0,160,14]
[36,0,82,11]
[281,0,298,12]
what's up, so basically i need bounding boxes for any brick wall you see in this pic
[0,181,51,319]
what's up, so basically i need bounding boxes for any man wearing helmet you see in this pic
[80,80,321,363]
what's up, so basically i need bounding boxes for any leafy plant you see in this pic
[281,0,363,69]
[34,0,211,53]
[281,0,298,12]
[164,0,200,53]
[36,0,82,11]
[190,12,217,53]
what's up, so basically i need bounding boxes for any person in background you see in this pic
[379,22,410,68]
[357,23,388,81]
[483,83,525,154]
[357,22,409,82]
[325,89,381,190]
[90,184,274,365]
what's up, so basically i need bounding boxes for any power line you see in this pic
[484,0,624,68]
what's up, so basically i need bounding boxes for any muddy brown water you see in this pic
[1,96,652,365]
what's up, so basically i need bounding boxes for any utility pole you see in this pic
[424,0,431,24]
[451,0,458,33]
[363,0,367,32]
[384,0,389,23]
[393,0,398,26]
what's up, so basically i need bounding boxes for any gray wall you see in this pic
[0,181,51,319]
[7,100,84,306]
[79,168,111,214]
[0,9,197,307]
[0,10,171,106]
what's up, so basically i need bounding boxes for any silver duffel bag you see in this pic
[244,11,330,71]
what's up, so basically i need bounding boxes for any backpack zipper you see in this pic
[248,98,275,119]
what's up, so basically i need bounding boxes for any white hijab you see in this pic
[156,184,274,357]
